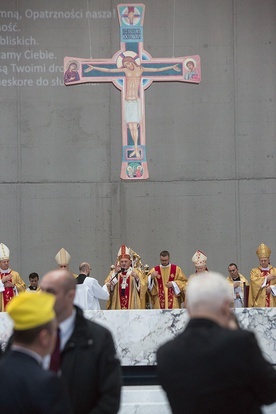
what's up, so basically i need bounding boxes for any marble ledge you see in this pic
[118,386,276,414]
[0,308,275,365]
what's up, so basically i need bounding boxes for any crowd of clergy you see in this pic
[0,241,276,312]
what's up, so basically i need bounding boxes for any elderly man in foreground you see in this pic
[157,272,276,414]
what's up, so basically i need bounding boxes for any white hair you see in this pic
[186,271,233,312]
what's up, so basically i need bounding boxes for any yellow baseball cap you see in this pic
[6,291,56,330]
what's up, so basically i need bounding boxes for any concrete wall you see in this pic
[0,0,275,286]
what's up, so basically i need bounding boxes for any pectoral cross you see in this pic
[64,3,201,180]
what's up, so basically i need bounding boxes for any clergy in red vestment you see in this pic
[148,250,187,309]
[105,245,147,309]
[0,243,26,312]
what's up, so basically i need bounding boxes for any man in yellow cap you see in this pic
[248,243,276,307]
[0,243,26,311]
[0,291,72,413]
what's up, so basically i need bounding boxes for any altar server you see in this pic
[227,263,249,308]
[74,262,109,310]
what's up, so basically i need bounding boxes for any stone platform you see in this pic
[1,308,275,365]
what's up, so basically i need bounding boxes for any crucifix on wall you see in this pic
[64,3,201,180]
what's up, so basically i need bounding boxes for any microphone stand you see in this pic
[119,268,126,297]
[110,269,122,283]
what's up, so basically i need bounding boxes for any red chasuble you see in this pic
[155,264,176,309]
[118,272,131,309]
[262,269,271,307]
[0,271,15,310]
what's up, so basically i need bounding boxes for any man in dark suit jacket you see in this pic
[41,269,122,414]
[157,272,276,414]
[0,291,72,414]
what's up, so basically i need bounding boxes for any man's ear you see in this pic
[38,328,50,348]
[68,288,76,301]
[221,300,232,327]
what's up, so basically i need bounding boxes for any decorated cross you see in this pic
[64,3,201,180]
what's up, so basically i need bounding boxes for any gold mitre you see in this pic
[129,248,144,270]
[55,248,71,265]
[192,250,207,266]
[0,243,10,261]
[256,243,271,259]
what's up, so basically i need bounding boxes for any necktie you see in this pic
[49,328,61,372]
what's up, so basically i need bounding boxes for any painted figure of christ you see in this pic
[84,56,181,158]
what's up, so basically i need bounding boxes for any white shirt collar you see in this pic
[0,267,11,274]
[59,308,76,351]
[11,344,43,365]
[160,263,171,269]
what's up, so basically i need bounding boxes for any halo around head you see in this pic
[184,57,197,68]
[116,51,141,68]
[67,60,79,70]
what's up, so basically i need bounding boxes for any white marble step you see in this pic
[118,385,276,414]
[119,385,171,414]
